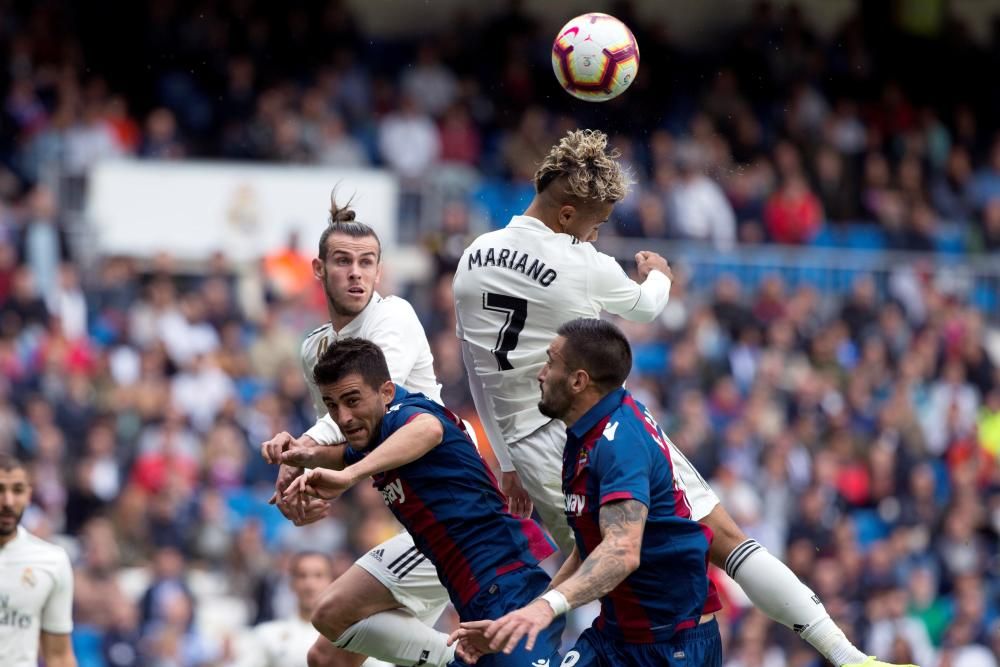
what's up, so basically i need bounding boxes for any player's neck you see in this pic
[522,201,562,234]
[328,309,357,333]
[562,392,603,430]
[0,528,18,548]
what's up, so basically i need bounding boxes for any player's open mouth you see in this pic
[347,287,365,294]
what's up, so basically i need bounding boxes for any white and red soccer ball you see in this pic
[551,13,640,102]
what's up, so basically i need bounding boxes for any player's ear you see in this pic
[380,380,395,406]
[569,368,590,394]
[557,204,577,230]
[312,257,325,280]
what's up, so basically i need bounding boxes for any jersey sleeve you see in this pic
[592,431,651,509]
[369,299,426,384]
[588,251,671,323]
[460,339,515,472]
[40,549,74,634]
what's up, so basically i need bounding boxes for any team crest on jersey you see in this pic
[20,568,35,588]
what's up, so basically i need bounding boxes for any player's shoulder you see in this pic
[16,529,71,565]
[370,293,418,317]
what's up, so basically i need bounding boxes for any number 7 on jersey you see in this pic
[482,292,527,370]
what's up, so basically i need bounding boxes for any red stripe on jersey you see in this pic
[495,560,524,577]
[475,432,556,563]
[700,523,723,614]
[623,396,695,519]
[600,491,635,505]
[604,580,657,643]
[394,478,480,606]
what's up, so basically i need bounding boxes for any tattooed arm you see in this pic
[450,500,648,656]
[554,499,648,608]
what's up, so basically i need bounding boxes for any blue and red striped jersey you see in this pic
[344,385,555,612]
[562,387,720,643]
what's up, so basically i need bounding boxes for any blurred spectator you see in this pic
[377,93,440,180]
[317,112,368,167]
[763,173,824,244]
[932,146,975,222]
[670,143,736,249]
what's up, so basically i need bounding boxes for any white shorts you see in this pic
[355,532,450,626]
[509,419,721,553]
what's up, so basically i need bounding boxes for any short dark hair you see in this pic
[313,337,391,389]
[0,455,27,475]
[556,318,632,392]
[318,191,382,261]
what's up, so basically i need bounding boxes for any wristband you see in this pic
[539,590,570,617]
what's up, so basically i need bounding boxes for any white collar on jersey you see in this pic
[506,215,553,233]
[0,526,26,551]
[332,291,384,337]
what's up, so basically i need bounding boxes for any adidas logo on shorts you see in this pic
[370,548,384,562]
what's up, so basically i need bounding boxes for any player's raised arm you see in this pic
[589,249,673,323]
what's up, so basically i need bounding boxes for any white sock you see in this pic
[726,539,867,666]
[332,609,456,667]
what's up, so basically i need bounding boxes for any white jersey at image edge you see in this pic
[0,526,74,667]
[301,293,442,445]
[453,215,670,467]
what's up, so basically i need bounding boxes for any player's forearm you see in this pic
[546,547,581,591]
[553,536,639,609]
[294,444,348,470]
[554,500,646,609]
[620,270,670,323]
[345,414,443,482]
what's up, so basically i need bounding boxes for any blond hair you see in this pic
[534,129,631,203]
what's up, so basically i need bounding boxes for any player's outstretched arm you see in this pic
[591,251,672,323]
[454,500,647,657]
[343,413,444,481]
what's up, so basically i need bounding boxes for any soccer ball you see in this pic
[551,13,640,102]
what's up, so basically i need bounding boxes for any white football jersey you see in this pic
[0,527,74,667]
[453,215,671,470]
[302,293,442,445]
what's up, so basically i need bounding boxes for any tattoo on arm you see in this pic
[556,500,647,610]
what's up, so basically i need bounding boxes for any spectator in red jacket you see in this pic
[765,173,824,244]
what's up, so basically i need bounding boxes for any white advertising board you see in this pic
[85,160,398,262]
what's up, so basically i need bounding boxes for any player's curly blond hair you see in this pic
[534,129,631,203]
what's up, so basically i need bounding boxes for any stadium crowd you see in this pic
[0,0,999,666]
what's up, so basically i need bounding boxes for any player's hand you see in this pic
[269,464,330,526]
[501,470,534,519]
[465,598,555,654]
[448,621,495,663]
[635,251,672,281]
[286,468,356,502]
[261,431,297,464]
